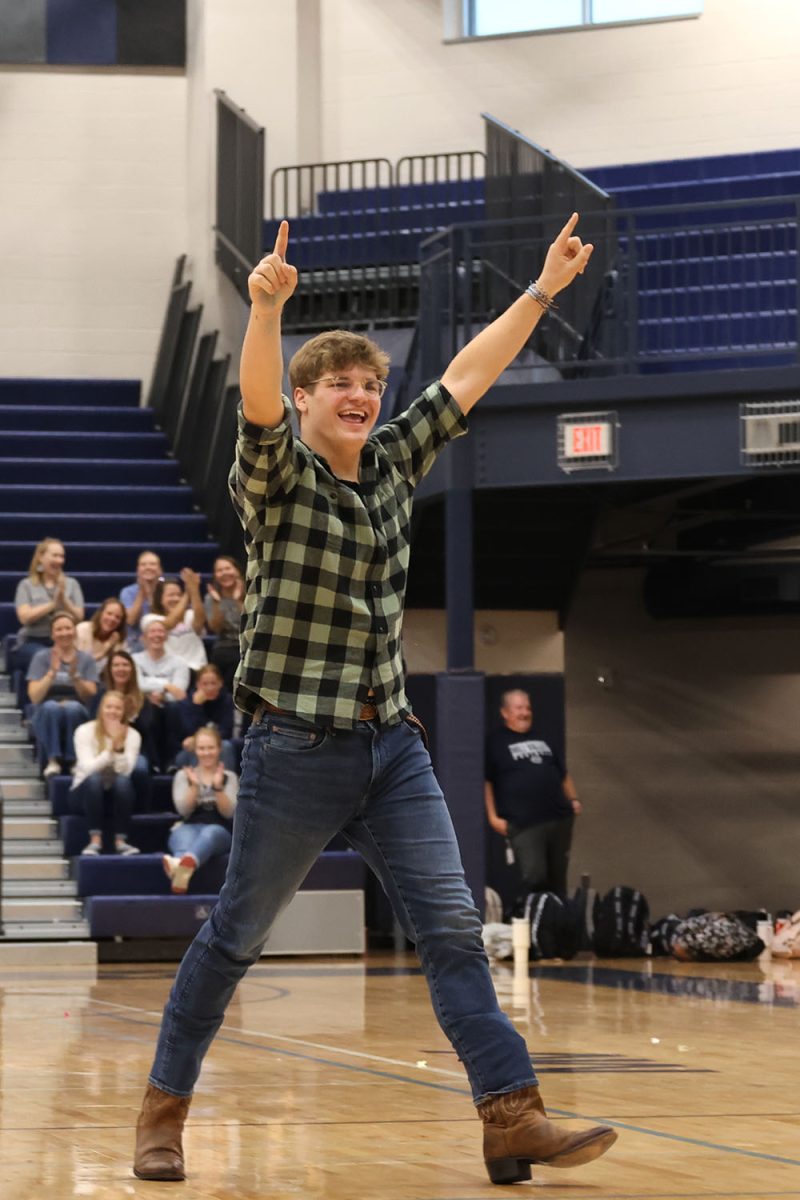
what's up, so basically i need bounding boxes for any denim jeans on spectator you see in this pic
[71,772,136,837]
[168,822,232,867]
[30,699,89,767]
[134,700,185,772]
[149,713,537,1102]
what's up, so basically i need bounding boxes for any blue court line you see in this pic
[102,1010,800,1169]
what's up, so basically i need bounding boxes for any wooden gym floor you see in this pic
[1,952,799,1199]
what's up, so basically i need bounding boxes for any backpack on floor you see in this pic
[649,914,683,956]
[592,886,650,957]
[671,912,763,962]
[522,892,581,961]
[771,910,800,959]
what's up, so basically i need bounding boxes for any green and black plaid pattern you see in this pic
[229,381,468,728]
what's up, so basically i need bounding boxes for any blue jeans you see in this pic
[149,714,537,1102]
[30,699,89,767]
[168,821,232,867]
[71,772,135,837]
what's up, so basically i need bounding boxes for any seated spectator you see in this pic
[75,598,128,673]
[152,570,207,671]
[98,649,150,802]
[120,550,163,652]
[176,664,236,769]
[70,690,142,856]
[204,556,245,690]
[163,726,238,893]
[12,538,85,689]
[26,611,98,777]
[132,614,189,772]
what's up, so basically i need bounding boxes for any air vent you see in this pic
[741,400,800,467]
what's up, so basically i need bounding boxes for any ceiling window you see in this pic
[467,0,702,38]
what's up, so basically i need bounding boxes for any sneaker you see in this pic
[171,854,197,894]
[115,840,141,857]
[81,842,101,856]
[43,758,61,779]
[162,854,179,880]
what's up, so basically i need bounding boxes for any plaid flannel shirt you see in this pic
[229,380,468,728]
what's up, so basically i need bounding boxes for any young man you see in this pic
[134,215,618,1185]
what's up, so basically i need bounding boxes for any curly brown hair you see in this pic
[288,330,390,392]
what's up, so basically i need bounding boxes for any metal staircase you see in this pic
[0,673,89,941]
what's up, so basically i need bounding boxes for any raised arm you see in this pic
[240,220,298,428]
[441,212,593,414]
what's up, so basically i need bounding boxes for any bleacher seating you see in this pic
[583,148,800,370]
[265,178,486,271]
[2,377,368,951]
[0,378,219,640]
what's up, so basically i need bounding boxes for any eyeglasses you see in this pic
[306,375,387,399]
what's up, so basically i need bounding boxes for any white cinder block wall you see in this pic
[0,69,187,386]
[0,0,798,385]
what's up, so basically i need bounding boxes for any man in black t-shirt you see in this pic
[484,689,581,898]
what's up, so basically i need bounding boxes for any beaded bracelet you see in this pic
[525,279,557,311]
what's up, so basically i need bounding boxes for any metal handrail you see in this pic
[270,157,394,218]
[418,196,800,382]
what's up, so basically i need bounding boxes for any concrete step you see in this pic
[0,744,36,766]
[0,921,90,940]
[2,857,70,880]
[2,878,77,898]
[3,838,63,856]
[1,897,83,922]
[0,939,96,964]
[0,778,46,801]
[2,798,50,817]
[3,816,58,840]
[0,709,24,728]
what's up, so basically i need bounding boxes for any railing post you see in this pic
[446,227,475,671]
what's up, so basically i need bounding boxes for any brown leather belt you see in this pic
[253,698,378,725]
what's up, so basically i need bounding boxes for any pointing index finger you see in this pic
[556,212,580,247]
[273,219,289,261]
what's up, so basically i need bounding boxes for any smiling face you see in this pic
[39,540,65,578]
[500,690,533,734]
[195,731,221,770]
[143,621,167,653]
[99,601,124,635]
[51,615,76,650]
[100,692,126,724]
[196,668,223,701]
[160,582,183,612]
[213,558,241,592]
[109,653,133,688]
[137,552,162,584]
[294,368,384,453]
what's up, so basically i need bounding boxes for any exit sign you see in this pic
[558,411,618,473]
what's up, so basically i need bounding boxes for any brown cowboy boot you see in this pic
[478,1085,617,1184]
[133,1082,192,1181]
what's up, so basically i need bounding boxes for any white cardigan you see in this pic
[70,722,141,791]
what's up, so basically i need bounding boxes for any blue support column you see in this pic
[434,671,486,914]
[445,436,475,670]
